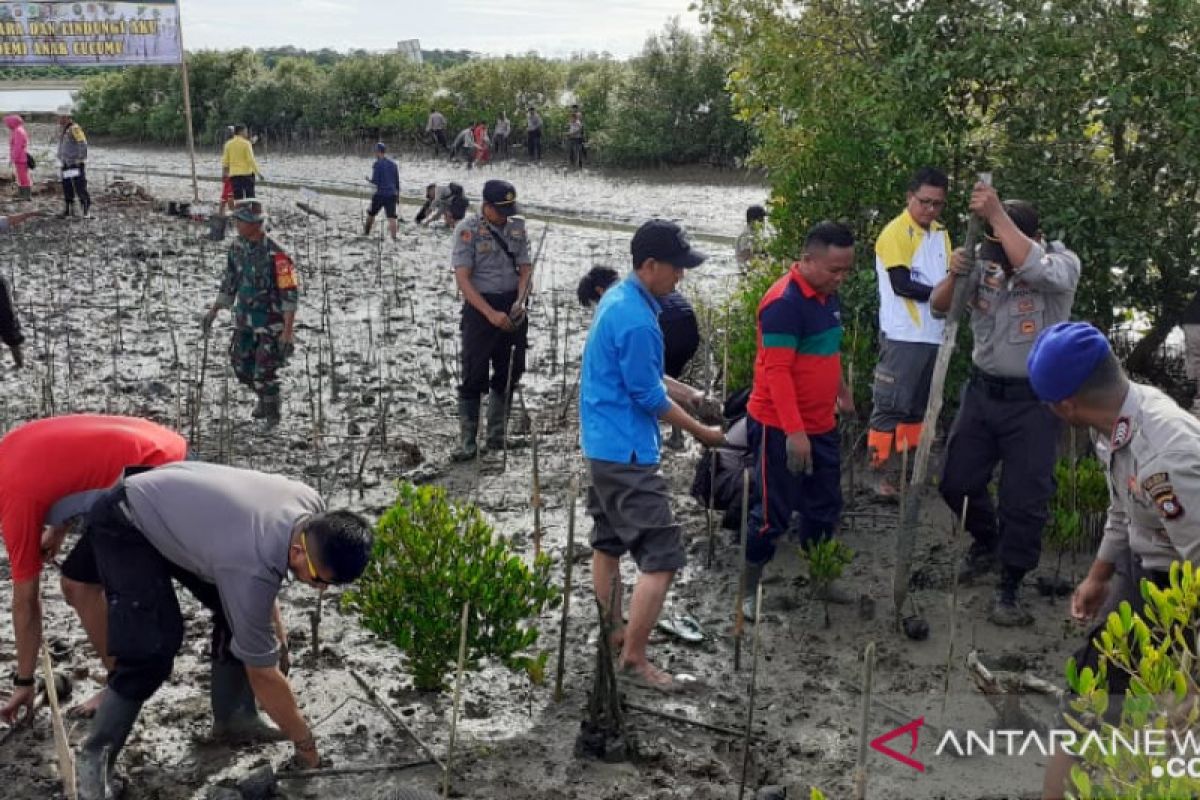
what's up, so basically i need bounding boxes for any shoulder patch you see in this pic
[273,251,298,290]
[1111,417,1132,450]
[1155,491,1184,521]
[1142,472,1172,496]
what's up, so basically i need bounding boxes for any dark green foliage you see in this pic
[342,483,560,692]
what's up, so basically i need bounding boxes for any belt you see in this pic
[969,367,1039,402]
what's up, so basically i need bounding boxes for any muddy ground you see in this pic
[0,159,1098,800]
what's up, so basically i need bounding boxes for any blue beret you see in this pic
[1027,322,1112,402]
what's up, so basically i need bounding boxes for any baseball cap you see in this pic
[631,219,707,269]
[375,142,387,153]
[482,180,520,216]
[231,201,265,224]
[1027,322,1112,403]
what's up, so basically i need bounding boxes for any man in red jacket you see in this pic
[0,415,187,724]
[743,222,856,619]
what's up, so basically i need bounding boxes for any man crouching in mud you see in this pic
[75,462,372,799]
[580,219,725,692]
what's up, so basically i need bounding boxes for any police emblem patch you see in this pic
[1020,320,1037,335]
[1155,492,1184,520]
[1142,472,1172,496]
[1111,417,1132,449]
[460,229,473,243]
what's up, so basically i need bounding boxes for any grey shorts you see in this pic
[869,337,938,429]
[586,459,685,573]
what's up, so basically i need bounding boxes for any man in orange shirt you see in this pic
[0,415,187,724]
[743,222,856,619]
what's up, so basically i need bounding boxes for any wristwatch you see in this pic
[12,674,34,688]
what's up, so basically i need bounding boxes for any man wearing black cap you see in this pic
[364,142,400,240]
[581,219,725,691]
[1027,322,1200,799]
[450,180,533,461]
[202,202,299,428]
[930,183,1081,626]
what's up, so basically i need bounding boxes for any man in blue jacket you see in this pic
[581,218,725,692]
[364,142,400,240]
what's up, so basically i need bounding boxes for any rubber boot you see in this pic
[363,216,374,237]
[77,690,142,800]
[59,200,73,218]
[450,397,481,462]
[81,200,91,219]
[741,561,765,622]
[261,395,281,429]
[17,186,31,202]
[989,566,1034,627]
[251,394,266,419]
[210,661,284,744]
[485,390,526,450]
[957,538,999,584]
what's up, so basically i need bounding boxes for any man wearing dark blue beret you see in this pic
[929,183,1081,626]
[1029,321,1200,798]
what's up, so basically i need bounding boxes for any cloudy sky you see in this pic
[182,0,703,57]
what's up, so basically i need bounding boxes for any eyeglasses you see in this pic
[914,197,946,210]
[300,531,332,587]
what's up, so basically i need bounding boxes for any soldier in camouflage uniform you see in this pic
[202,202,298,427]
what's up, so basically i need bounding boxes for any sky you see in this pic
[181,0,704,58]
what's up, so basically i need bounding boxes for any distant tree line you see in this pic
[73,22,753,168]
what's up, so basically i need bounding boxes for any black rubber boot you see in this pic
[450,397,481,462]
[957,539,999,584]
[17,186,31,202]
[989,566,1034,627]
[251,395,266,419]
[261,396,281,429]
[59,200,73,218]
[485,389,525,451]
[210,661,284,744]
[77,690,142,800]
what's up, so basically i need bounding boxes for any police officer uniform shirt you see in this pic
[451,214,530,294]
[1094,382,1200,571]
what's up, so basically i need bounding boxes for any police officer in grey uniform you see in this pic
[450,180,532,461]
[929,182,1081,626]
[1026,322,1200,798]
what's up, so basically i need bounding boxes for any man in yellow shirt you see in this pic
[222,125,261,201]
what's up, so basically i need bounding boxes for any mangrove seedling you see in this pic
[802,537,855,628]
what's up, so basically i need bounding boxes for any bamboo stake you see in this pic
[733,468,750,671]
[349,670,446,772]
[531,416,542,559]
[942,496,970,717]
[554,476,579,703]
[853,641,876,800]
[443,602,470,799]
[40,645,75,799]
[501,344,517,470]
[737,582,765,800]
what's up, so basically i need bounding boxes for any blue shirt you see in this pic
[580,274,673,465]
[370,157,400,197]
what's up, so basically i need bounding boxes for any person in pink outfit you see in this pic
[4,115,31,201]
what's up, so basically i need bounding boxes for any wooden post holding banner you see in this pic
[174,4,200,203]
[891,172,993,626]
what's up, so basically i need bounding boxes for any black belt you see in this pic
[970,367,1039,402]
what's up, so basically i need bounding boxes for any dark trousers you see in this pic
[88,487,238,703]
[569,137,585,168]
[432,129,447,154]
[61,163,90,210]
[230,175,256,200]
[939,373,1061,573]
[458,291,527,402]
[528,130,542,161]
[746,415,842,565]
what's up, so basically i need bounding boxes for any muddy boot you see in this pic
[210,661,284,744]
[17,186,31,202]
[81,200,92,219]
[77,690,142,800]
[450,397,481,462]
[957,539,999,584]
[261,396,282,429]
[251,395,266,419]
[59,200,74,218]
[741,561,765,622]
[363,216,374,237]
[485,389,525,451]
[989,567,1034,627]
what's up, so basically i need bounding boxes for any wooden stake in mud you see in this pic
[350,670,446,773]
[942,496,970,717]
[554,476,580,703]
[443,601,470,800]
[853,641,877,800]
[40,645,75,799]
[531,416,543,559]
[191,329,211,449]
[737,582,765,800]
[892,172,993,625]
[501,344,518,471]
[733,468,751,671]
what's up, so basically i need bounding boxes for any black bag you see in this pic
[25,153,34,169]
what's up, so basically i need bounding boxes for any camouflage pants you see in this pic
[230,324,286,399]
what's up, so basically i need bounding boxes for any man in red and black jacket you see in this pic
[743,222,856,620]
